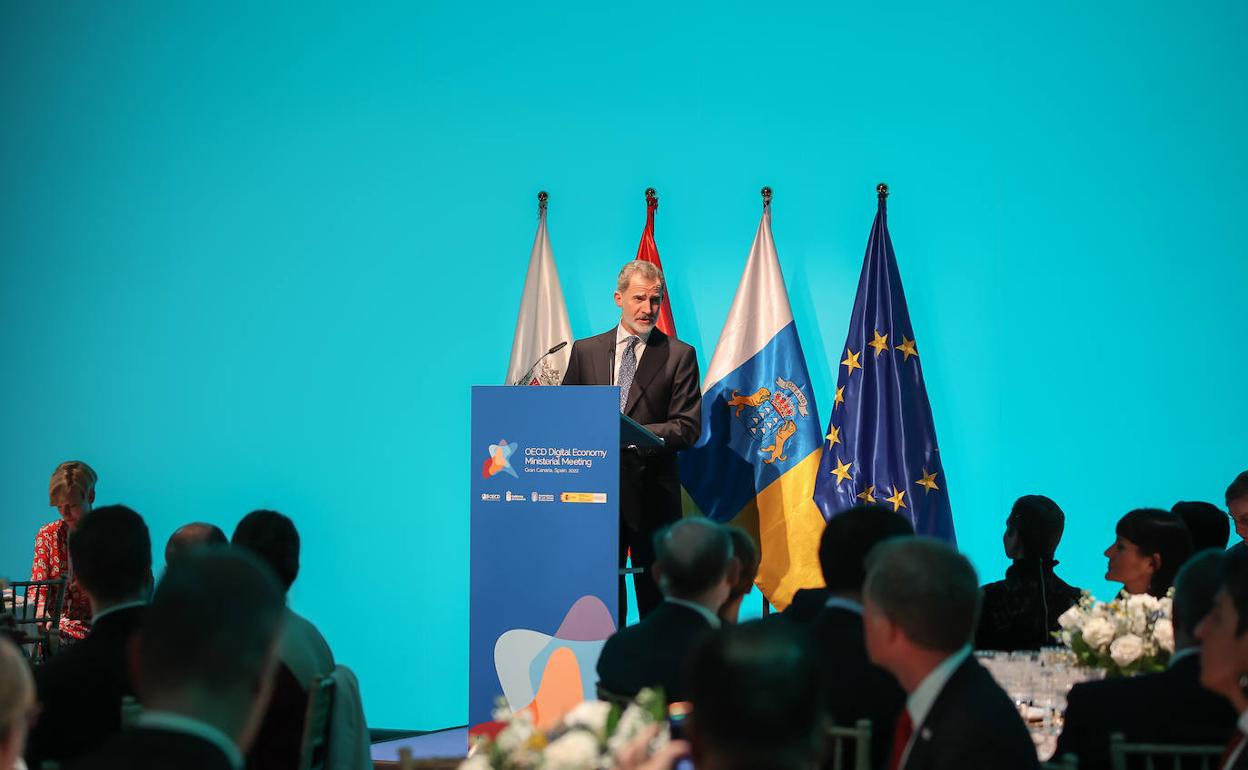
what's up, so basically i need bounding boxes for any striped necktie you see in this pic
[618,335,640,412]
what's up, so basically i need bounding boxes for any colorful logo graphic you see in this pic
[493,595,616,729]
[483,439,519,479]
[726,376,812,465]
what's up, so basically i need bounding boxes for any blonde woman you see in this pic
[30,461,97,640]
[0,637,35,770]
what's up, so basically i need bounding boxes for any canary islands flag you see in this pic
[679,198,826,609]
[812,187,955,542]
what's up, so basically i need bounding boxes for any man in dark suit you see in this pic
[595,518,736,703]
[562,259,701,620]
[1227,472,1248,557]
[804,505,913,770]
[864,538,1039,770]
[1054,550,1235,769]
[1195,547,1248,769]
[67,547,287,770]
[25,504,153,769]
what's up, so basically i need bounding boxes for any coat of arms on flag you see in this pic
[727,377,812,465]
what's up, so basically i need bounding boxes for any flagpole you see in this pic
[537,190,548,216]
[761,186,772,209]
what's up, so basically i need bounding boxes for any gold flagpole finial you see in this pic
[761,186,773,208]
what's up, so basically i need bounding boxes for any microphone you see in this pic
[513,341,568,385]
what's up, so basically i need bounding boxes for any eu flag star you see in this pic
[826,425,841,447]
[868,330,890,357]
[834,386,845,409]
[857,485,876,503]
[841,348,862,376]
[916,469,940,493]
[896,336,918,361]
[830,458,853,487]
[885,485,907,511]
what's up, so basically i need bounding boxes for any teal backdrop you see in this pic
[3,2,1245,730]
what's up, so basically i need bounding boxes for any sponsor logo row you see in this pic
[478,491,607,504]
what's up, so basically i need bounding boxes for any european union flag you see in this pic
[812,185,956,542]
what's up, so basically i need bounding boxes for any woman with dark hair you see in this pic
[1106,508,1195,598]
[976,495,1083,651]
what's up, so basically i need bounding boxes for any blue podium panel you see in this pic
[469,385,620,727]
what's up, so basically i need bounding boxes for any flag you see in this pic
[812,187,955,542]
[634,188,677,337]
[505,194,573,386]
[679,197,827,609]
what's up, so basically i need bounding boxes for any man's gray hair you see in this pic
[863,537,980,652]
[616,260,665,295]
[654,517,733,600]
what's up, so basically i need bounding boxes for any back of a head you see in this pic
[231,510,300,592]
[0,637,33,758]
[1116,508,1196,597]
[1226,471,1248,508]
[48,460,97,506]
[653,518,733,600]
[1223,547,1248,637]
[864,538,980,652]
[137,548,285,703]
[165,522,228,565]
[1172,550,1226,640]
[725,527,759,599]
[1009,495,1065,560]
[688,622,820,770]
[819,505,915,592]
[1172,502,1230,552]
[68,504,152,603]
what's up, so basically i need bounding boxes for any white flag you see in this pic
[505,206,573,385]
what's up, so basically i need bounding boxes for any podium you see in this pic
[469,386,658,727]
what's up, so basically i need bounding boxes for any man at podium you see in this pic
[562,260,701,621]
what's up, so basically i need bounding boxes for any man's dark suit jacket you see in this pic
[595,600,714,703]
[1053,652,1236,770]
[65,727,235,770]
[780,587,833,624]
[561,327,701,532]
[25,604,146,768]
[902,656,1040,770]
[808,605,905,770]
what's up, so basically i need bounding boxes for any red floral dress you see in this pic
[30,520,91,640]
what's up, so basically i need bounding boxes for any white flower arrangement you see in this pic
[1057,589,1175,676]
[463,689,669,770]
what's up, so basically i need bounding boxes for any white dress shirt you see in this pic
[612,324,652,385]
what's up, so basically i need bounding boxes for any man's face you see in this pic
[615,277,663,336]
[1229,496,1248,542]
[1195,588,1248,697]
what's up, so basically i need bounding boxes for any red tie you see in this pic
[1221,732,1246,770]
[888,710,914,770]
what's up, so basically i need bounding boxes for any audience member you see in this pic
[863,538,1039,770]
[1105,509,1194,598]
[1195,547,1248,769]
[718,527,759,624]
[1173,501,1230,553]
[596,518,737,703]
[807,504,912,770]
[1227,472,1248,556]
[1054,550,1235,769]
[780,585,833,623]
[66,548,286,770]
[30,460,97,640]
[232,510,334,770]
[0,637,35,770]
[976,495,1083,651]
[686,622,821,770]
[25,505,153,768]
[165,522,228,565]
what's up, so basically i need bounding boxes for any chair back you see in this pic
[1,579,67,662]
[1108,732,1224,770]
[1042,753,1079,770]
[825,719,872,770]
[299,674,336,770]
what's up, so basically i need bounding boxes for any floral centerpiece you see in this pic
[460,689,670,770]
[1056,590,1175,676]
